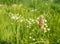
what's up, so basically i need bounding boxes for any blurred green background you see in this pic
[0,0,60,44]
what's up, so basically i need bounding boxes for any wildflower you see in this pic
[27,21,32,25]
[27,26,29,28]
[44,23,47,26]
[39,15,45,29]
[38,15,51,33]
[20,20,23,22]
[11,15,19,20]
[32,38,36,41]
[12,15,19,20]
[32,30,34,32]
[9,12,19,20]
[29,18,35,23]
[29,36,32,39]
[31,9,35,12]
[26,19,28,21]
[44,23,48,28]
[47,28,50,31]
[44,19,47,22]
[44,28,47,33]
[37,17,40,20]
[31,19,34,22]
[27,25,31,28]
[29,33,32,35]
[45,25,48,28]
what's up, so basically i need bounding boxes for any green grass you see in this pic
[0,0,60,44]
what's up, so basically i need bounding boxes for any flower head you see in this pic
[9,12,19,20]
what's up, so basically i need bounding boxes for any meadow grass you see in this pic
[0,0,60,44]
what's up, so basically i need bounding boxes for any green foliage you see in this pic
[0,0,60,44]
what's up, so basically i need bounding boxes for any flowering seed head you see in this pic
[39,15,45,29]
